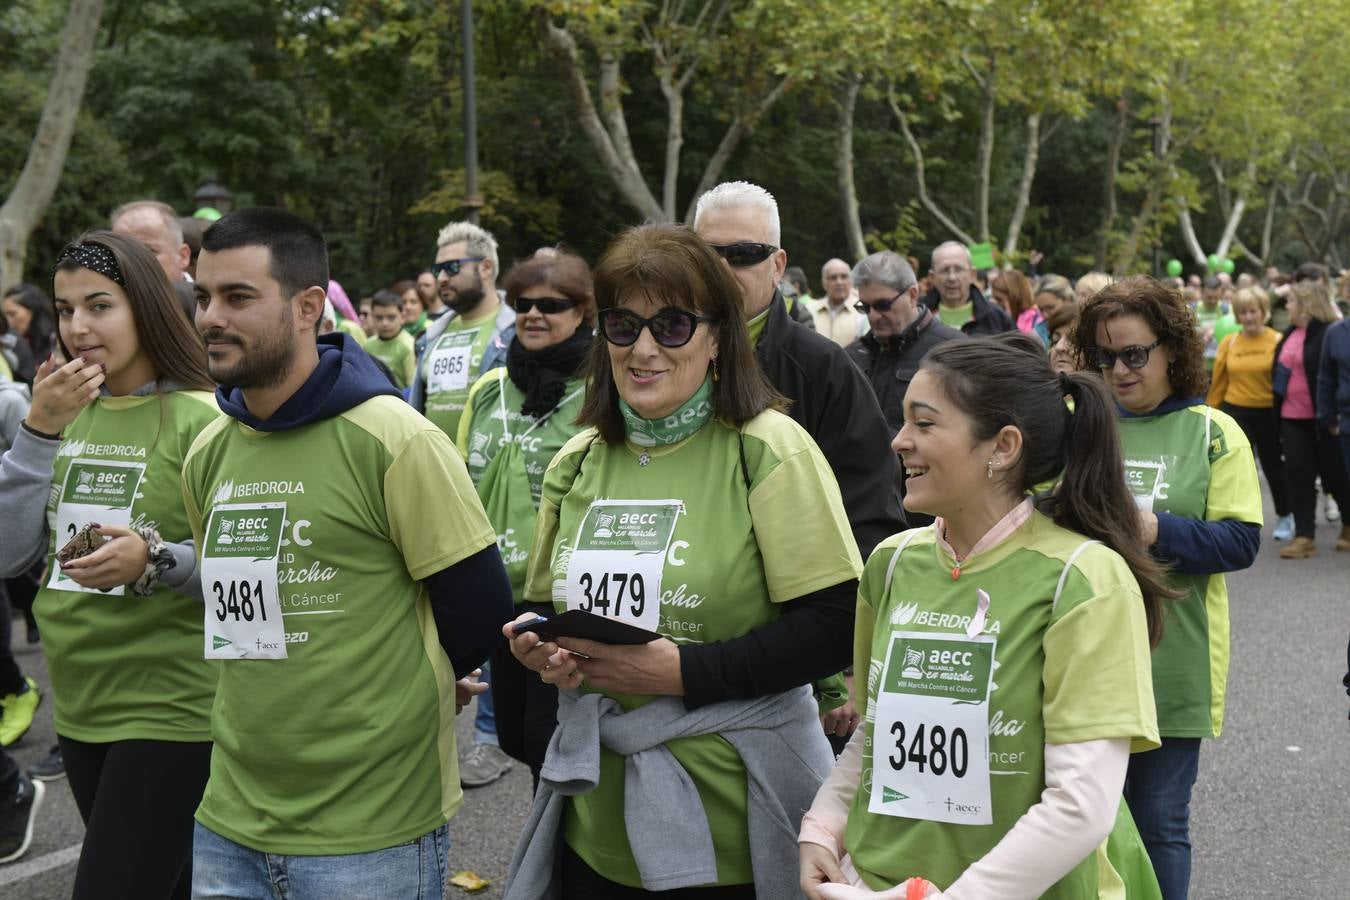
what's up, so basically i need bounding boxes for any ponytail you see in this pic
[1047,371,1174,646]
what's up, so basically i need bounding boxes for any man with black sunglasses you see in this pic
[693,183,902,557]
[844,251,965,436]
[694,182,904,753]
[411,221,516,441]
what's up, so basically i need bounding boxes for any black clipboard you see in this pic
[516,609,661,645]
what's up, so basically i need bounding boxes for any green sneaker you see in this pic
[0,678,40,747]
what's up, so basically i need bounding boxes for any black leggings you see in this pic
[1221,403,1290,516]
[1280,418,1350,538]
[561,844,756,899]
[60,736,212,900]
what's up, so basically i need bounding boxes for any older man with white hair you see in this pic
[693,182,905,750]
[112,199,197,320]
[805,258,868,347]
[921,240,1013,336]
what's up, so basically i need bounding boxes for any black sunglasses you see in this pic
[1086,340,1163,371]
[709,242,778,268]
[429,257,483,278]
[599,308,712,348]
[512,295,577,315]
[855,294,903,314]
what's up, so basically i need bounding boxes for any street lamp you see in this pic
[194,179,234,215]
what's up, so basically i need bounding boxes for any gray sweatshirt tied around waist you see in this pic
[503,683,834,900]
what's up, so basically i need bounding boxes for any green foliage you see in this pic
[8,0,1350,289]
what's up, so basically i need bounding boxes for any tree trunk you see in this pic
[888,83,975,246]
[1177,207,1206,265]
[974,58,996,242]
[837,74,865,262]
[1094,98,1128,270]
[1002,112,1040,259]
[682,75,791,224]
[0,0,106,291]
[535,11,666,222]
[658,70,684,221]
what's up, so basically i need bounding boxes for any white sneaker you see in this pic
[1272,514,1295,541]
[1326,496,1341,522]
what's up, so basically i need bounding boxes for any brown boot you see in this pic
[1280,536,1318,559]
[1337,527,1350,552]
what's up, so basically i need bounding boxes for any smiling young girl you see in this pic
[4,231,220,899]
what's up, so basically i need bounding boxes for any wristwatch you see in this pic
[131,526,175,596]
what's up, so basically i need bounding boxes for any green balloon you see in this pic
[1221,257,1235,275]
[1166,258,1183,277]
[1207,254,1222,272]
[194,207,222,221]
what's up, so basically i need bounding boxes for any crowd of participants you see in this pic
[0,181,1345,900]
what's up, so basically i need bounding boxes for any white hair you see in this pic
[693,181,781,246]
[110,199,183,245]
[435,220,499,274]
[930,240,972,270]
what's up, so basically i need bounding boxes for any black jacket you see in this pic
[844,309,966,432]
[1272,319,1331,424]
[921,284,1013,337]
[755,291,905,556]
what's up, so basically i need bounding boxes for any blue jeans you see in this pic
[474,659,498,746]
[192,821,448,900]
[1123,737,1202,900]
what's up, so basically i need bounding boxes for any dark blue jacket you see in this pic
[1316,318,1350,432]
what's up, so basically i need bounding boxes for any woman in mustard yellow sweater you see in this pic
[1207,285,1291,538]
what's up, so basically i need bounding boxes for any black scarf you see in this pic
[506,326,594,418]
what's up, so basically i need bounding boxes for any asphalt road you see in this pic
[2,493,1346,899]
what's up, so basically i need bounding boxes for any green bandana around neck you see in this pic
[619,373,715,447]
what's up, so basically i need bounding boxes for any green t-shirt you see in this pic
[363,330,416,389]
[38,390,221,742]
[937,301,974,330]
[1118,403,1261,737]
[845,511,1159,894]
[181,395,497,854]
[524,411,863,887]
[420,312,500,438]
[457,368,586,597]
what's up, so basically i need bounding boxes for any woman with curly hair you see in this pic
[1075,277,1262,900]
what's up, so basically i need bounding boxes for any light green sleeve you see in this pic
[384,427,496,580]
[1042,550,1160,752]
[522,430,596,602]
[1203,408,1264,526]
[750,440,863,601]
[457,369,506,454]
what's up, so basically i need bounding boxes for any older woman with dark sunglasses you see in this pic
[501,225,862,899]
[1075,277,1261,900]
[457,250,595,786]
